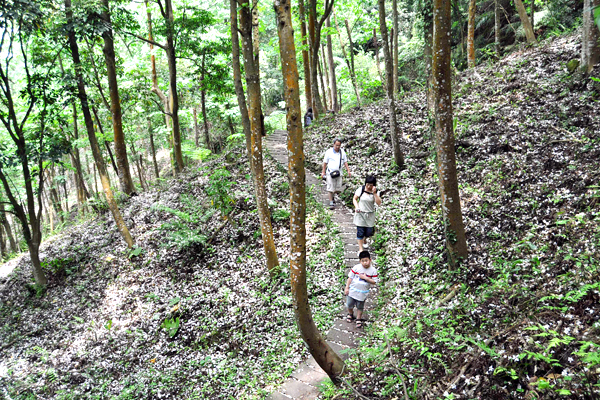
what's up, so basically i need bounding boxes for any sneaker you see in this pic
[329,201,335,210]
[363,243,369,250]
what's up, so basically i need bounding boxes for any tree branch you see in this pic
[121,30,167,50]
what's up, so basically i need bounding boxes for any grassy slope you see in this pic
[305,34,600,399]
[0,146,346,399]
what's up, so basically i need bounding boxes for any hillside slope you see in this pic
[304,34,600,399]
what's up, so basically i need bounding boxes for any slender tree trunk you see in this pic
[326,16,338,112]
[432,0,468,266]
[582,0,600,73]
[299,0,313,110]
[164,0,185,173]
[373,28,384,83]
[334,15,361,106]
[495,0,501,56]
[318,56,329,111]
[378,0,405,169]
[92,159,99,194]
[60,163,69,213]
[91,107,119,176]
[193,106,199,147]
[0,224,6,259]
[308,0,335,119]
[148,118,160,179]
[43,190,54,233]
[321,43,332,109]
[230,0,253,158]
[65,0,134,248]
[200,53,211,150]
[274,0,345,380]
[423,0,434,112]
[514,0,536,44]
[101,0,136,195]
[71,105,89,204]
[0,204,17,253]
[467,0,476,68]
[392,0,399,93]
[240,0,279,276]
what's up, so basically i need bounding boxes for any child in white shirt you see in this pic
[344,250,379,328]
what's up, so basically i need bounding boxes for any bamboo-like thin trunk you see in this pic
[299,0,313,110]
[432,0,468,266]
[373,27,384,83]
[378,0,404,169]
[495,0,501,56]
[318,56,329,111]
[200,53,210,151]
[321,43,332,109]
[193,106,199,147]
[392,0,399,93]
[334,15,361,105]
[274,0,345,380]
[147,119,159,180]
[467,0,476,68]
[230,0,253,158]
[325,16,338,112]
[0,205,16,253]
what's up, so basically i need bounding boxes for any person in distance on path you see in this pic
[321,138,351,210]
[344,250,379,328]
[353,175,381,253]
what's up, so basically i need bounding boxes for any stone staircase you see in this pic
[265,130,378,400]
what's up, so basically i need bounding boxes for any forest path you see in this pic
[265,130,378,400]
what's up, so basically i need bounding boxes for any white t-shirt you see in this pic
[348,263,379,301]
[323,148,347,173]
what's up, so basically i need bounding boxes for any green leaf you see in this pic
[594,6,600,31]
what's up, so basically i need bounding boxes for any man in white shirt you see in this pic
[321,138,351,209]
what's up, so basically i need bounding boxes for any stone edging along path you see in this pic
[265,130,378,400]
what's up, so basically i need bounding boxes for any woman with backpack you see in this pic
[353,175,382,254]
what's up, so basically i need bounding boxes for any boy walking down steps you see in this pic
[344,250,379,328]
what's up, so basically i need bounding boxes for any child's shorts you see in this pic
[356,226,374,240]
[346,296,365,310]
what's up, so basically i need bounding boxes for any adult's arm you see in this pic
[321,162,328,178]
[344,162,351,177]
[373,188,382,206]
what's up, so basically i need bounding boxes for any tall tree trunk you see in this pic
[46,169,64,223]
[0,204,17,253]
[334,15,361,106]
[0,224,6,259]
[71,104,89,205]
[325,16,338,112]
[91,107,119,176]
[378,0,405,169]
[467,0,476,68]
[148,118,160,179]
[308,0,335,119]
[164,0,185,173]
[43,190,54,233]
[274,0,345,380]
[432,0,468,266]
[422,0,434,112]
[318,56,329,111]
[92,158,99,194]
[321,43,332,109]
[582,0,600,73]
[230,0,253,158]
[193,106,199,147]
[240,0,279,276]
[514,0,536,44]
[60,163,69,213]
[65,0,134,248]
[146,1,172,134]
[101,0,136,196]
[392,0,399,93]
[200,53,211,151]
[373,28,384,83]
[299,0,313,110]
[495,0,501,56]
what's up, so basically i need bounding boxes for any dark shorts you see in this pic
[356,226,374,240]
[346,296,365,310]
